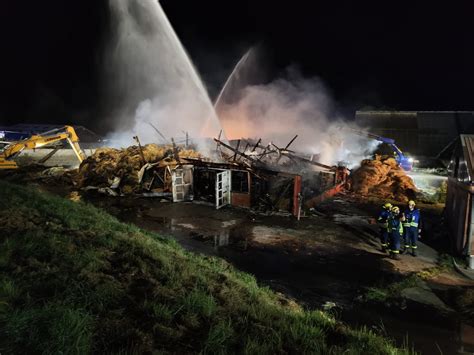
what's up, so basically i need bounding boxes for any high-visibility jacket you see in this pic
[388,215,404,235]
[377,209,391,228]
[403,208,421,228]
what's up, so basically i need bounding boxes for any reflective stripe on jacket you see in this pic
[404,208,421,228]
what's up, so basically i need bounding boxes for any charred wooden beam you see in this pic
[269,143,284,164]
[257,145,269,161]
[171,138,181,164]
[233,139,241,162]
[153,170,165,184]
[251,138,262,152]
[144,176,155,191]
[182,157,240,169]
[242,143,250,156]
[284,134,298,150]
[213,138,258,164]
[283,151,335,170]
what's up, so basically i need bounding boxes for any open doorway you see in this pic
[193,167,231,209]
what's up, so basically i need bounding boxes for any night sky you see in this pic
[1,1,474,132]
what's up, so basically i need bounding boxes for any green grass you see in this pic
[0,181,410,354]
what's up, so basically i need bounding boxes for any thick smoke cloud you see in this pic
[218,68,378,167]
[104,0,222,148]
[104,1,376,166]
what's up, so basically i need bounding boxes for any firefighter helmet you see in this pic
[384,202,392,209]
[408,200,416,206]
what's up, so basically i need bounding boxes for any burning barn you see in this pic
[446,135,474,269]
[206,135,346,215]
[75,133,346,218]
[189,159,303,214]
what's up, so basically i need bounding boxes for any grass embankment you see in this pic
[0,181,408,354]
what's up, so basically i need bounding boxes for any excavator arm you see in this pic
[344,128,413,171]
[0,125,86,169]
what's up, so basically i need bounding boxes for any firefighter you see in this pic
[377,202,392,252]
[403,200,421,256]
[401,207,411,254]
[388,206,405,259]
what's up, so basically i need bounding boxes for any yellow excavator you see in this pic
[0,125,86,169]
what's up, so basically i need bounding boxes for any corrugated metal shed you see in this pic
[355,111,474,157]
[461,135,474,182]
[446,135,474,268]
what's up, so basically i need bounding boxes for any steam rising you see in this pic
[103,2,376,167]
[217,68,378,167]
[104,0,223,148]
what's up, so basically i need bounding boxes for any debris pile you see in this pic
[214,135,332,173]
[77,144,200,194]
[350,155,417,202]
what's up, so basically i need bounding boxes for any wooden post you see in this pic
[171,138,180,163]
[133,135,147,165]
[292,175,302,217]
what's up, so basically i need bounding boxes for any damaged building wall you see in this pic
[231,170,251,208]
[192,164,302,215]
[211,135,348,214]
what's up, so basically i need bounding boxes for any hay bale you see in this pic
[351,155,417,202]
[77,144,201,194]
[383,157,399,169]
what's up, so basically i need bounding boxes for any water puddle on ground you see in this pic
[129,209,252,252]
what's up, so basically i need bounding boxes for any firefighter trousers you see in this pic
[389,232,401,254]
[405,227,418,250]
